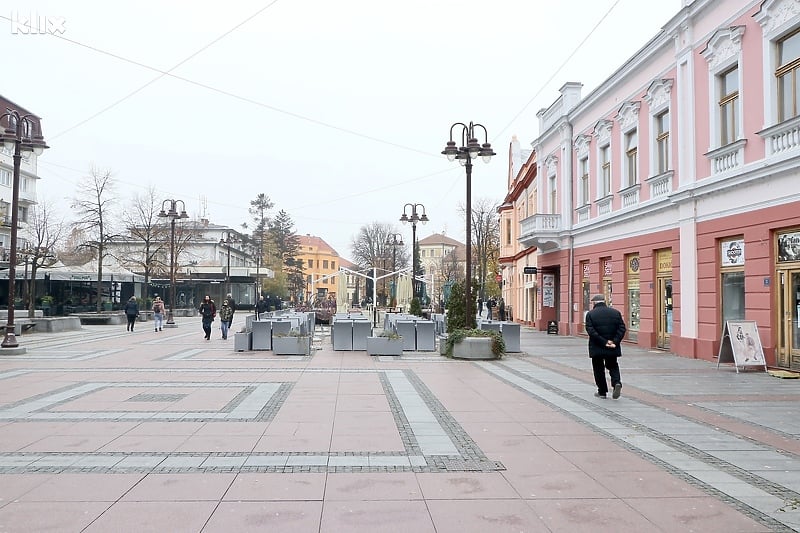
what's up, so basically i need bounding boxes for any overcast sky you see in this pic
[2,0,681,262]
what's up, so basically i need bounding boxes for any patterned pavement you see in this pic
[0,315,798,532]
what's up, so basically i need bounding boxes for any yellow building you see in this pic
[297,234,342,303]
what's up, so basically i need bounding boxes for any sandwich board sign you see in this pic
[717,320,767,373]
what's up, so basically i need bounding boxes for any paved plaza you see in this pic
[0,316,798,532]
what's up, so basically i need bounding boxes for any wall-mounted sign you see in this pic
[542,274,555,307]
[778,231,800,262]
[657,249,672,273]
[721,239,745,267]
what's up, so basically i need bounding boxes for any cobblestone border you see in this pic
[486,360,797,532]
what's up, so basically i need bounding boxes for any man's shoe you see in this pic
[612,383,622,399]
[594,392,607,399]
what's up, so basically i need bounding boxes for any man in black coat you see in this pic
[225,293,236,327]
[585,294,626,399]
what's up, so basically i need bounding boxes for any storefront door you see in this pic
[656,276,673,349]
[777,269,800,370]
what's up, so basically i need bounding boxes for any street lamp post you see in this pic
[158,199,188,326]
[1,110,48,352]
[386,233,404,306]
[442,122,495,328]
[219,232,237,296]
[399,204,428,301]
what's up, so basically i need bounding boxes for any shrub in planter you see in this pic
[444,328,505,359]
[409,297,422,317]
[366,331,403,355]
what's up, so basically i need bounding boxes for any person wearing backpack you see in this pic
[219,300,233,340]
[152,296,165,332]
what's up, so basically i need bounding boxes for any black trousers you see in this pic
[202,319,213,338]
[126,315,137,330]
[591,355,621,395]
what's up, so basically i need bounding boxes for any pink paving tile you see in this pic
[320,500,435,533]
[192,421,270,436]
[427,499,551,533]
[17,473,144,502]
[272,407,336,423]
[458,421,534,436]
[469,435,552,454]
[0,501,112,532]
[98,434,190,453]
[253,434,332,452]
[416,473,519,500]
[335,394,391,412]
[173,434,260,453]
[51,421,139,436]
[264,421,333,436]
[539,434,628,452]
[561,450,663,473]
[451,410,516,423]
[224,473,326,501]
[204,501,323,532]
[624,496,771,532]
[0,474,52,506]
[124,421,205,436]
[329,433,404,452]
[82,501,217,533]
[594,470,709,499]
[502,471,616,499]
[521,421,599,436]
[324,473,423,501]
[121,473,236,501]
[487,450,581,473]
[505,409,575,424]
[19,435,116,453]
[527,498,661,533]
[333,412,397,434]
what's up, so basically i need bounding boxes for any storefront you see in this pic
[776,229,800,370]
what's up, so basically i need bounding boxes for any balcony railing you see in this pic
[759,115,800,156]
[647,170,673,199]
[519,213,563,250]
[620,184,640,208]
[596,196,613,216]
[705,139,746,174]
[576,204,591,223]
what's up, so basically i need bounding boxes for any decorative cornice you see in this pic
[616,101,641,131]
[594,119,613,145]
[573,134,592,157]
[701,26,745,70]
[643,78,674,111]
[755,0,800,35]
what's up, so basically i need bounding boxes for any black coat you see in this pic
[585,302,626,357]
[124,300,139,317]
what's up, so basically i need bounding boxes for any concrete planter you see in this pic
[366,336,403,356]
[272,336,311,355]
[451,337,495,360]
[234,331,252,352]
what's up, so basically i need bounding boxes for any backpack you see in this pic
[153,302,163,313]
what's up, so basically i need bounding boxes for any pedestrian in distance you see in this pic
[498,297,506,321]
[124,296,139,332]
[255,295,268,320]
[152,296,165,332]
[199,295,216,340]
[585,294,626,399]
[225,293,236,327]
[219,300,233,340]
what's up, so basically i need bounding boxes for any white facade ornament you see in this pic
[594,119,613,144]
[616,101,641,131]
[573,134,592,157]
[643,79,674,111]
[545,154,559,176]
[755,0,800,35]
[701,26,745,69]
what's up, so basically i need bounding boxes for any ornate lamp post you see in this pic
[442,122,495,328]
[399,204,428,300]
[1,110,48,352]
[219,232,238,296]
[386,233,404,305]
[158,199,188,326]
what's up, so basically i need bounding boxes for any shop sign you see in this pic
[627,255,639,275]
[657,249,672,273]
[778,231,800,263]
[721,239,745,267]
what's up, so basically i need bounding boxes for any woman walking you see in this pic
[124,296,139,332]
[152,296,165,332]
[199,295,216,340]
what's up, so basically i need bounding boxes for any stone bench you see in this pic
[70,313,126,325]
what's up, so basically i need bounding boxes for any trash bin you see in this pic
[547,320,558,334]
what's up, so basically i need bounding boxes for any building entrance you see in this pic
[777,269,800,370]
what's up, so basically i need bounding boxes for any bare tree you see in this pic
[119,186,169,301]
[71,167,117,312]
[460,197,500,301]
[23,198,64,318]
[350,222,409,270]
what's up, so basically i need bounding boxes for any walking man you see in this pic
[585,294,626,399]
[225,293,236,328]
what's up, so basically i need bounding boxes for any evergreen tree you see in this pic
[446,281,467,331]
[409,297,422,317]
[268,210,304,302]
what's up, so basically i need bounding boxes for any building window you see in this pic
[323,260,328,269]
[625,129,638,187]
[579,157,589,205]
[331,261,336,270]
[505,219,512,245]
[18,206,28,223]
[721,271,745,324]
[549,175,557,214]
[600,144,611,197]
[0,169,10,186]
[719,66,739,145]
[777,29,800,121]
[307,259,313,268]
[656,111,670,173]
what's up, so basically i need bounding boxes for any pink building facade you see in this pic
[515,0,800,370]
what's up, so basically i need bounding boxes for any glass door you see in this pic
[778,270,800,369]
[656,277,672,349]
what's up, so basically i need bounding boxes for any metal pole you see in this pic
[411,221,417,300]
[465,153,474,328]
[2,141,22,348]
[167,217,176,325]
